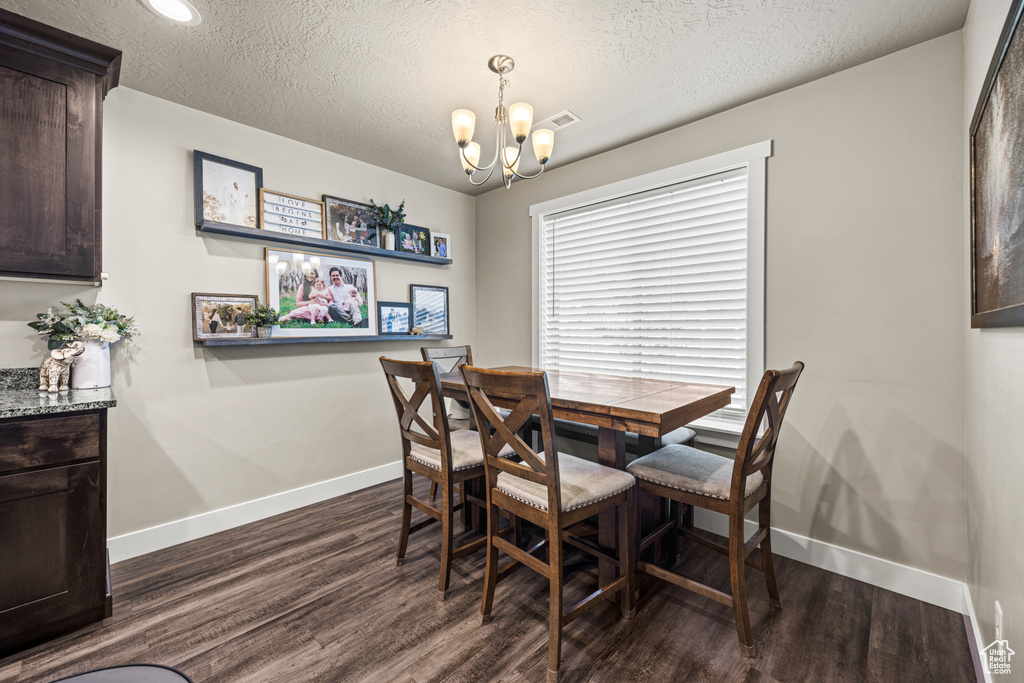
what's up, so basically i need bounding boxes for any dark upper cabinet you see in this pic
[0,10,120,282]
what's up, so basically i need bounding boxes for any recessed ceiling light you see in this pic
[140,0,201,26]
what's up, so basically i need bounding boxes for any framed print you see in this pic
[431,232,451,259]
[193,151,263,230]
[323,195,379,247]
[191,293,258,341]
[266,248,376,337]
[971,0,1024,327]
[397,224,430,255]
[377,301,412,334]
[260,190,326,238]
[410,284,449,335]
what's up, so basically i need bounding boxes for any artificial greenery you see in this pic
[245,303,280,327]
[368,199,406,230]
[28,299,140,350]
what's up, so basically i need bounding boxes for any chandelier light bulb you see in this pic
[532,128,554,164]
[461,142,481,174]
[508,103,534,143]
[451,110,476,147]
[502,147,521,178]
[309,256,321,271]
[275,261,287,275]
[292,253,304,264]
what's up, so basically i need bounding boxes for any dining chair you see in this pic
[380,356,516,600]
[625,362,804,657]
[461,365,637,683]
[421,345,474,432]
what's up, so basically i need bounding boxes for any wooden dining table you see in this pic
[439,365,735,587]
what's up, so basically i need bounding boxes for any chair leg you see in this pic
[396,468,413,566]
[460,481,470,532]
[479,499,500,624]
[729,515,755,657]
[760,497,781,610]
[619,487,637,618]
[667,499,681,563]
[438,483,454,601]
[547,528,564,683]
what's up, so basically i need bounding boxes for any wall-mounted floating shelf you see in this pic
[197,224,452,266]
[197,333,453,347]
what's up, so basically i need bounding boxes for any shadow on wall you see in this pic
[774,403,964,576]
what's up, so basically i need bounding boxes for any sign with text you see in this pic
[259,190,325,238]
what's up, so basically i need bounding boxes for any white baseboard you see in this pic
[962,583,992,683]
[692,509,967,614]
[107,460,402,564]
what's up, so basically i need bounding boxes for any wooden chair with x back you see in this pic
[626,361,804,657]
[380,356,515,601]
[460,365,637,683]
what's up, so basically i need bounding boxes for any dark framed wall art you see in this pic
[377,301,412,334]
[193,151,263,230]
[410,284,449,335]
[971,0,1024,327]
[191,293,258,341]
[323,195,379,246]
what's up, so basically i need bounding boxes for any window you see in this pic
[531,142,769,434]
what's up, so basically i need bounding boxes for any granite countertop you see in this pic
[0,368,117,419]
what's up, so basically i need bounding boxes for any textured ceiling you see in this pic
[1,0,968,195]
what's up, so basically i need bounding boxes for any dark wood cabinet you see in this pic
[0,410,110,656]
[0,10,120,282]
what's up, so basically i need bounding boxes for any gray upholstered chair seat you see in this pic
[626,445,764,501]
[52,665,193,682]
[550,418,697,451]
[445,416,472,431]
[410,429,514,471]
[497,452,635,512]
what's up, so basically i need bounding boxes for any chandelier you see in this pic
[451,55,554,189]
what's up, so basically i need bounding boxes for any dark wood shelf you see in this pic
[197,333,453,347]
[197,224,452,266]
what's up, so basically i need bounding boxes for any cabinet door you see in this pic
[0,460,105,654]
[0,43,100,281]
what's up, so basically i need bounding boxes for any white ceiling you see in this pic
[2,0,968,195]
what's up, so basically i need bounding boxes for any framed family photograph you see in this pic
[260,190,326,238]
[377,301,412,335]
[193,151,263,230]
[971,0,1024,327]
[191,293,258,341]
[397,225,430,255]
[410,284,449,335]
[266,248,376,337]
[431,232,451,259]
[323,195,379,247]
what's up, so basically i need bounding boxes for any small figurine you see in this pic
[39,341,85,392]
[410,326,425,336]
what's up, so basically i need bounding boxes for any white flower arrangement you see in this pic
[29,299,140,350]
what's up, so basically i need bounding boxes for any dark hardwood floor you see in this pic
[0,477,975,682]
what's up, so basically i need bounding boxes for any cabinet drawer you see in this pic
[0,414,100,472]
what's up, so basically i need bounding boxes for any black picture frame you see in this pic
[970,0,1024,327]
[322,194,379,247]
[410,284,449,335]
[377,301,412,335]
[193,151,264,231]
[191,293,259,342]
[397,224,431,255]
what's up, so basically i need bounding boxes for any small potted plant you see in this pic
[369,199,406,250]
[28,299,140,389]
[246,303,280,338]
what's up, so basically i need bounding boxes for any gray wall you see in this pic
[964,0,1024,651]
[475,33,967,579]
[0,87,476,539]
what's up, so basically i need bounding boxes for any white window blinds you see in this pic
[539,166,750,424]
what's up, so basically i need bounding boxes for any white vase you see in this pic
[71,339,111,389]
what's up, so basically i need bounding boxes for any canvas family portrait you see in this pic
[194,152,262,229]
[191,294,257,341]
[323,195,378,246]
[266,249,376,337]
